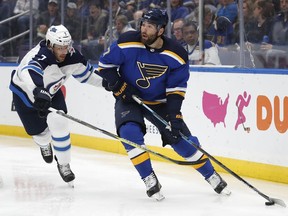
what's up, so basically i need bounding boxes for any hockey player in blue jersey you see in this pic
[10,24,101,185]
[97,8,230,200]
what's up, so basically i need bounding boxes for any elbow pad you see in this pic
[96,67,120,86]
[166,93,184,115]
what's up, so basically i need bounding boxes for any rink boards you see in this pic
[0,63,287,184]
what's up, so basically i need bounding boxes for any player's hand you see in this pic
[102,79,112,91]
[33,87,52,118]
[165,113,183,144]
[109,80,139,103]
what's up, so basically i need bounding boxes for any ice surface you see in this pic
[0,136,287,216]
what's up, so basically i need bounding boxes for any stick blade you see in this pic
[266,198,286,208]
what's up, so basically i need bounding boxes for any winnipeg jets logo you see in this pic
[50,27,57,33]
[136,62,168,88]
[48,78,65,95]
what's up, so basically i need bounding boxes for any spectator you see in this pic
[216,0,238,24]
[244,0,275,67]
[38,0,49,13]
[75,0,90,18]
[208,15,234,46]
[36,0,61,40]
[246,0,275,47]
[80,1,108,61]
[126,0,136,14]
[0,0,11,42]
[170,0,189,22]
[113,14,135,39]
[232,0,254,44]
[65,2,82,43]
[182,20,221,65]
[186,5,216,41]
[204,0,217,14]
[183,0,198,13]
[171,18,186,46]
[272,0,281,14]
[134,0,165,10]
[81,14,134,62]
[109,0,134,21]
[104,14,135,48]
[265,0,288,68]
[270,0,288,50]
[13,0,39,34]
[85,1,108,40]
[131,9,144,30]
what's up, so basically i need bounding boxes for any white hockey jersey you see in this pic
[10,40,101,108]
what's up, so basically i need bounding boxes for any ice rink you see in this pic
[0,135,287,216]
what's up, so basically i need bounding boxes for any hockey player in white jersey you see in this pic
[9,24,101,185]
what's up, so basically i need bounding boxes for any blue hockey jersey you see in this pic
[98,31,190,104]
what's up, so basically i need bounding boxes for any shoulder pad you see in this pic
[118,31,141,44]
[163,37,188,62]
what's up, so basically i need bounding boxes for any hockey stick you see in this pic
[48,108,205,166]
[132,95,286,207]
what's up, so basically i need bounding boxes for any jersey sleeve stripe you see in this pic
[98,62,119,69]
[166,87,187,92]
[72,63,90,78]
[9,84,33,108]
[80,71,93,83]
[21,65,44,75]
[118,42,145,49]
[166,91,186,98]
[29,60,43,68]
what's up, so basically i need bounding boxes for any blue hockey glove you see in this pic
[111,80,140,103]
[33,87,52,118]
[164,113,183,144]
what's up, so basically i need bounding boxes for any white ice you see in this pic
[0,135,287,216]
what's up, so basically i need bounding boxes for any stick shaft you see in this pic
[132,95,286,207]
[48,108,204,165]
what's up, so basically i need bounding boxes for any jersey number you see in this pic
[38,54,47,61]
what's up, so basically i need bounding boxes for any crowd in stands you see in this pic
[0,0,287,68]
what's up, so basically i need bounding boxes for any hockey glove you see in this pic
[102,79,112,91]
[109,80,139,103]
[33,87,52,118]
[164,113,183,144]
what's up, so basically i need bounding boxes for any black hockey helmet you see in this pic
[141,8,168,29]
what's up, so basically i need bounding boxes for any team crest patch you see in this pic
[136,62,168,88]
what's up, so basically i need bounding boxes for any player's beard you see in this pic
[141,33,159,46]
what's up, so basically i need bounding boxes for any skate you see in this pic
[143,171,165,201]
[55,156,75,186]
[206,171,231,195]
[40,143,53,163]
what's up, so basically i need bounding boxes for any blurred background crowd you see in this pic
[0,0,287,68]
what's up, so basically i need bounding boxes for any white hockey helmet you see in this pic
[46,24,72,47]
